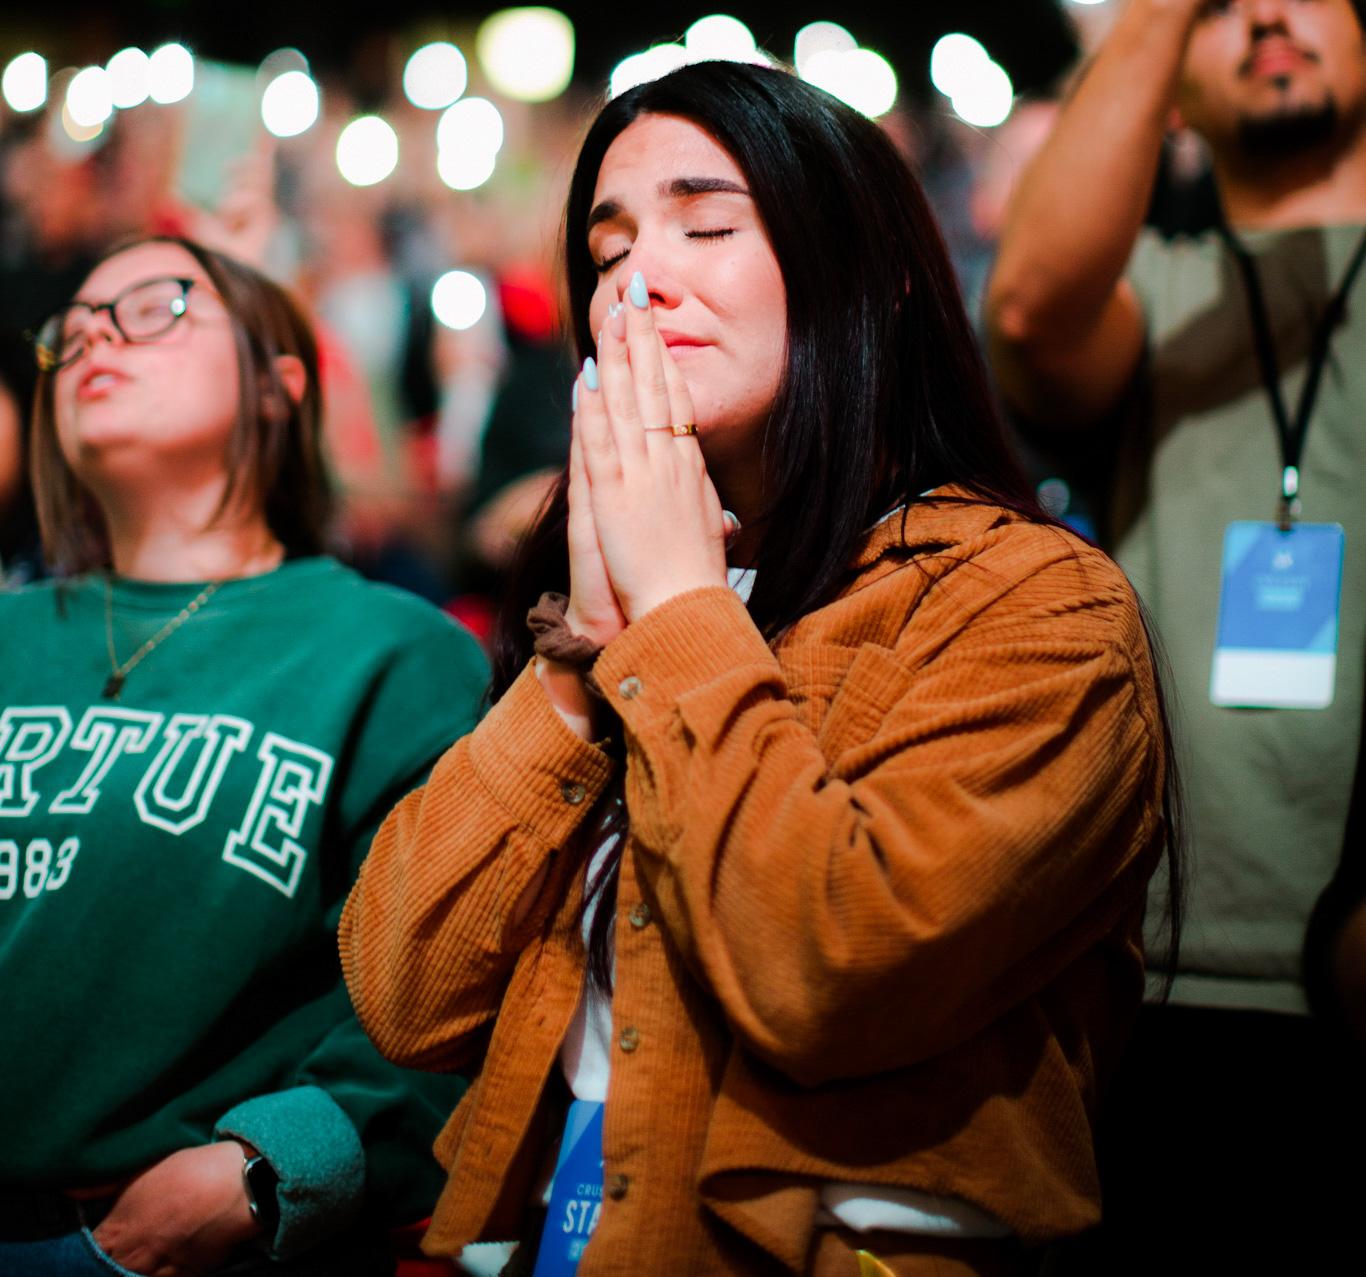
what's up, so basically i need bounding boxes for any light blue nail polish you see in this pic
[629,270,648,309]
[583,356,599,391]
[607,301,624,320]
[572,377,579,411]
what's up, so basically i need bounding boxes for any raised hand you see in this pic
[183,142,280,272]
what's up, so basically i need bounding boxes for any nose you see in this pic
[64,305,123,367]
[613,236,682,311]
[1245,0,1292,34]
[86,305,122,346]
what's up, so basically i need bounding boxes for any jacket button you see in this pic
[618,1026,640,1053]
[628,902,651,929]
[618,676,643,700]
[560,780,586,805]
[606,1174,629,1201]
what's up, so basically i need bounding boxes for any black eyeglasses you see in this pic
[32,276,199,372]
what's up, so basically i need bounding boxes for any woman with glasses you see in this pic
[341,63,1181,1277]
[0,236,488,1276]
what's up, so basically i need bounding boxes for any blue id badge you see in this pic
[1210,521,1345,709]
[532,1100,604,1277]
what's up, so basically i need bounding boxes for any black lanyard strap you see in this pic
[1218,222,1366,526]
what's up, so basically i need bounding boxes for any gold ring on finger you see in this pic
[643,422,697,437]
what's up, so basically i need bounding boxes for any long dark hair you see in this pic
[31,236,332,575]
[491,61,1181,988]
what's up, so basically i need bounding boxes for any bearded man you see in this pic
[988,1,1366,1269]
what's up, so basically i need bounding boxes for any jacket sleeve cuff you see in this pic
[467,659,614,844]
[213,1085,365,1260]
[593,588,779,724]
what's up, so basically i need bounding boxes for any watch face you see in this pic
[244,1154,280,1228]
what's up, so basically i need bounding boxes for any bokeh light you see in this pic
[403,42,468,110]
[477,9,575,102]
[951,59,1015,127]
[436,97,504,191]
[106,48,151,109]
[261,70,320,138]
[930,33,990,98]
[801,48,898,118]
[793,22,856,77]
[66,66,113,128]
[148,43,195,105]
[432,270,488,330]
[609,44,689,99]
[336,115,399,186]
[436,96,505,156]
[684,15,757,63]
[3,52,48,113]
[438,147,498,191]
[60,101,104,144]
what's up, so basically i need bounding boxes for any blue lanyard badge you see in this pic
[532,1100,604,1277]
[1210,521,1346,709]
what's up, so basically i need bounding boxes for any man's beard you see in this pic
[1237,98,1341,157]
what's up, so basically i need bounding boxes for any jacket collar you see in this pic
[848,484,1010,570]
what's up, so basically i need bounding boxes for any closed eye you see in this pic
[593,227,736,273]
[593,248,629,274]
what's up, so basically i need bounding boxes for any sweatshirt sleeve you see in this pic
[591,547,1164,1087]
[216,615,492,1256]
[340,658,615,1073]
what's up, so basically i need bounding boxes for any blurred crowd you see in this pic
[0,4,1195,619]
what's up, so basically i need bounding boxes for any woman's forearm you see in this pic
[340,664,614,1069]
[535,655,598,741]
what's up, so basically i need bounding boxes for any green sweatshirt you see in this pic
[0,557,487,1257]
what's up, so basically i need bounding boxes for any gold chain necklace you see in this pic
[102,576,222,700]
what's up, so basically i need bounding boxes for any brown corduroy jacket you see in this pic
[339,495,1166,1275]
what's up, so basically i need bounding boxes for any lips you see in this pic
[658,330,711,352]
[75,365,130,401]
[1244,40,1315,79]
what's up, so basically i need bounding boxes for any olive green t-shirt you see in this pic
[1116,226,1366,1012]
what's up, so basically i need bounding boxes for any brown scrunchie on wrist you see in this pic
[527,592,603,670]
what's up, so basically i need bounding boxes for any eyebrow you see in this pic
[586,176,751,232]
[664,176,748,199]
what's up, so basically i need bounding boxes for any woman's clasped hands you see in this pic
[562,270,730,650]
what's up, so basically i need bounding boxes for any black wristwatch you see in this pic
[242,1150,281,1235]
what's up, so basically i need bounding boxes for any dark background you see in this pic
[1,3,1080,106]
